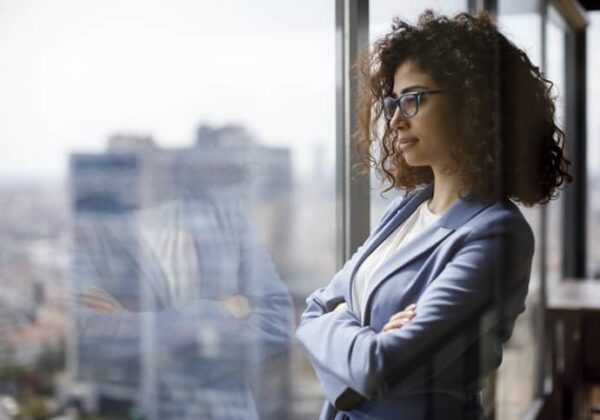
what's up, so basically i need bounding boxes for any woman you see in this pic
[296,10,571,420]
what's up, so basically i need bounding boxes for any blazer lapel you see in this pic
[363,225,454,315]
[358,185,495,323]
[346,184,434,310]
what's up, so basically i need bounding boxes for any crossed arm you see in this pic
[295,219,533,410]
[73,211,295,368]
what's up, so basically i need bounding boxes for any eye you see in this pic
[400,94,418,115]
[382,97,398,119]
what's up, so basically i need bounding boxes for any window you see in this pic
[495,4,544,418]
[586,11,600,278]
[0,2,335,418]
[545,4,568,286]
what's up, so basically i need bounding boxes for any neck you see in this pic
[428,167,465,215]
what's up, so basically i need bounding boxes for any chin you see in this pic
[403,157,428,167]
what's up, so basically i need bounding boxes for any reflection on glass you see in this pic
[0,1,336,418]
[69,130,295,419]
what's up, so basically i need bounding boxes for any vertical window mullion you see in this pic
[335,0,370,267]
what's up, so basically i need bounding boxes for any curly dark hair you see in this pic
[354,9,572,206]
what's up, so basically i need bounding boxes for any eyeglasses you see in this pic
[382,89,447,120]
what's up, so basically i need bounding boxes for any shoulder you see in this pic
[471,199,532,232]
[460,198,535,255]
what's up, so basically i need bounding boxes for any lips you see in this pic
[398,137,418,150]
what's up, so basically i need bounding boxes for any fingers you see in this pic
[383,317,411,332]
[222,294,250,319]
[78,287,112,303]
[383,303,417,332]
[388,304,416,322]
[79,295,117,312]
[77,286,124,313]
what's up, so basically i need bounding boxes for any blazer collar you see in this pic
[393,182,492,230]
[348,183,493,322]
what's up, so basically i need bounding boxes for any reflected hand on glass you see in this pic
[222,294,250,319]
[78,286,126,313]
[382,303,416,332]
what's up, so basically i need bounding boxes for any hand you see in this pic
[78,286,126,313]
[222,294,250,319]
[382,304,416,332]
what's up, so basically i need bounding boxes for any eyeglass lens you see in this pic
[383,94,419,119]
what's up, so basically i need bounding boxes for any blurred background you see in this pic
[0,0,597,419]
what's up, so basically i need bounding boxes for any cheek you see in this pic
[424,108,459,148]
[417,116,451,149]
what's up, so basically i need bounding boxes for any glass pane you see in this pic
[587,11,600,278]
[545,5,567,286]
[0,2,335,419]
[496,3,543,418]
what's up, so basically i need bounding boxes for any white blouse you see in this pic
[351,199,441,322]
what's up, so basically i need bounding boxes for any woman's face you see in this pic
[389,59,460,172]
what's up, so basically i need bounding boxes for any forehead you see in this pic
[392,60,436,93]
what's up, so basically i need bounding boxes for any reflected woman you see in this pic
[72,156,294,420]
[296,10,571,420]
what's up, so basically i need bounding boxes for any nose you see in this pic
[389,108,409,131]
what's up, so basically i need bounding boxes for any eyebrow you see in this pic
[391,84,431,97]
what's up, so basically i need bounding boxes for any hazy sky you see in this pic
[1,1,597,179]
[0,0,337,178]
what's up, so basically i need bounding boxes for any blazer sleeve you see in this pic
[295,213,534,405]
[74,201,295,371]
[296,195,406,407]
[297,255,363,408]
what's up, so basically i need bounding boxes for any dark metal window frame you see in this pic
[335,0,370,267]
[562,14,588,280]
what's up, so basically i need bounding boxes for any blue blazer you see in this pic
[296,183,534,420]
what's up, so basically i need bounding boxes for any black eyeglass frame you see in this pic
[382,89,447,119]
